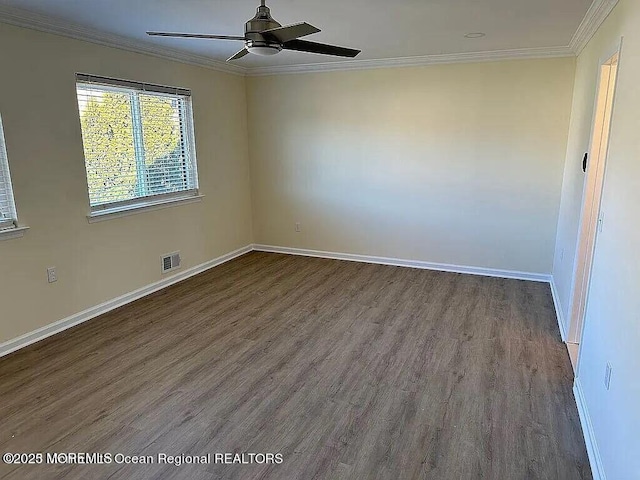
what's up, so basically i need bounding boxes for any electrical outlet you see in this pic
[295,222,301,233]
[47,267,57,283]
[604,362,612,390]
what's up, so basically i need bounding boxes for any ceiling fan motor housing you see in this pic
[245,5,283,53]
[146,1,361,61]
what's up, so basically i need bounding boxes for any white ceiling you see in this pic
[0,0,592,69]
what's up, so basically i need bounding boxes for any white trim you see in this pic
[566,37,623,343]
[0,244,252,358]
[0,0,620,76]
[0,241,600,480]
[574,378,607,480]
[570,0,620,55]
[0,243,561,357]
[253,244,551,283]
[0,0,622,77]
[87,194,204,223]
[247,47,575,76]
[0,225,29,241]
[550,277,568,342]
[0,5,245,76]
[0,243,566,359]
[0,6,575,77]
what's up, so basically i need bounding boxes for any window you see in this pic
[0,114,19,232]
[75,74,199,216]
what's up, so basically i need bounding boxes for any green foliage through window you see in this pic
[76,80,197,209]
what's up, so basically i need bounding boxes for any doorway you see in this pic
[567,50,620,370]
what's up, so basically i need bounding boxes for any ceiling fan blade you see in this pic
[227,48,250,62]
[283,39,360,58]
[261,22,320,43]
[147,32,245,41]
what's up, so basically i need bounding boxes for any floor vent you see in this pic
[161,252,181,274]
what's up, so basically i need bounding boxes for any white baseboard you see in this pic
[0,243,558,358]
[1,241,600,480]
[574,379,606,480]
[0,244,253,358]
[255,245,601,479]
[550,278,568,342]
[253,244,552,283]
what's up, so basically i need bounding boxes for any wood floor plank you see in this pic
[0,252,591,479]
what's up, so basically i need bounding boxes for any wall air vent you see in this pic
[161,252,181,274]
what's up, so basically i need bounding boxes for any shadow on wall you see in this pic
[270,119,556,269]
[248,60,575,273]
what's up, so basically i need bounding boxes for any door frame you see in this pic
[567,39,623,352]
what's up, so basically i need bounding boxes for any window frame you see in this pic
[75,74,201,220]
[0,113,26,240]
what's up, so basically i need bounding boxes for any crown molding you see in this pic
[0,0,618,78]
[0,5,247,76]
[570,0,620,55]
[246,46,575,76]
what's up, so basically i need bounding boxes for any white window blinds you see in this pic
[75,74,199,212]
[0,114,18,231]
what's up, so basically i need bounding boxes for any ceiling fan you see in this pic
[147,0,361,62]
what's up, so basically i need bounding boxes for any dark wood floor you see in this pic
[0,252,591,480]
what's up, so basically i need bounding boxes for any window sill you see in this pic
[0,226,29,241]
[87,194,205,223]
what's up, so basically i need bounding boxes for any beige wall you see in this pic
[247,58,575,274]
[3,10,638,478]
[0,23,253,344]
[553,0,640,477]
